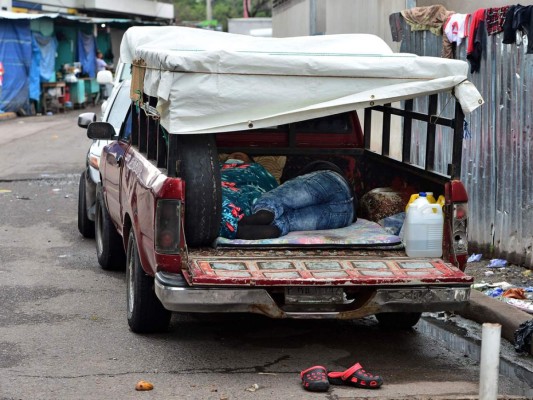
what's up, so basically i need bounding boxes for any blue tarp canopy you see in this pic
[0,10,164,112]
[0,18,31,112]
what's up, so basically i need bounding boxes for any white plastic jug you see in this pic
[403,199,444,258]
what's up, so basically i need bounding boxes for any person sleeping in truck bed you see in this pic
[220,153,356,240]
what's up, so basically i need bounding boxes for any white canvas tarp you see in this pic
[120,26,484,135]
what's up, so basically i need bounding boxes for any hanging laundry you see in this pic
[29,32,58,102]
[441,34,454,59]
[401,5,455,36]
[486,6,510,35]
[389,12,403,42]
[400,5,455,58]
[503,5,533,54]
[77,31,97,79]
[503,5,518,44]
[466,8,486,73]
[444,13,471,46]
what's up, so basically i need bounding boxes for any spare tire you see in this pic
[176,134,221,247]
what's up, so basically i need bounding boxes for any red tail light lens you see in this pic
[454,203,467,220]
[155,199,181,254]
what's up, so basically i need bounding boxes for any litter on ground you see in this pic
[473,282,533,314]
[488,258,508,268]
[467,253,482,262]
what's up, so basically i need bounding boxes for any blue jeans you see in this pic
[252,170,354,236]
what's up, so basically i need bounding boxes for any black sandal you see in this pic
[327,362,383,389]
[300,365,329,392]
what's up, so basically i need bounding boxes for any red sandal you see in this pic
[300,365,330,392]
[327,362,383,389]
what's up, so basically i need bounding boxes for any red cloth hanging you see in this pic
[467,8,486,55]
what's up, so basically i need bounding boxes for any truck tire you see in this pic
[375,312,422,330]
[176,134,221,247]
[78,171,95,238]
[126,231,171,333]
[95,189,126,270]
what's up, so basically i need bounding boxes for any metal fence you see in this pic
[400,23,533,267]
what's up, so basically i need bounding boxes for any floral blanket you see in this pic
[216,218,403,248]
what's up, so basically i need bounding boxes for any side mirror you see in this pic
[87,122,116,140]
[78,112,97,128]
[97,70,113,85]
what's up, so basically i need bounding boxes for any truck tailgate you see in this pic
[184,249,472,287]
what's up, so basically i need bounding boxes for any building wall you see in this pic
[228,18,272,36]
[1,0,12,11]
[84,0,173,19]
[325,0,404,51]
[273,0,405,49]
[13,0,173,19]
[272,0,310,37]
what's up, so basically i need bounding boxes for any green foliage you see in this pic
[174,0,206,23]
[174,0,271,31]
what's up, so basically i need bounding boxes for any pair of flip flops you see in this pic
[300,363,383,392]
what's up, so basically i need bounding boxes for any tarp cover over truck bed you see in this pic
[120,26,483,135]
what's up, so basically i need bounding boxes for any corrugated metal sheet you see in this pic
[400,22,533,267]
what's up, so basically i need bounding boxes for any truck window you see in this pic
[120,109,133,142]
[107,83,132,136]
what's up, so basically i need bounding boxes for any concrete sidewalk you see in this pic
[458,290,533,355]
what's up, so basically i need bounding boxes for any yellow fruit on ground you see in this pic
[135,380,154,391]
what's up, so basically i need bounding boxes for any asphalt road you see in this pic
[0,109,527,399]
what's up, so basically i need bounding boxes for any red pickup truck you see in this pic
[86,27,482,333]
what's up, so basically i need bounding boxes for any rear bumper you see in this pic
[155,272,470,319]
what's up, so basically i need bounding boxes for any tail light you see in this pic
[155,199,181,254]
[452,202,468,255]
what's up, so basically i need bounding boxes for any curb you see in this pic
[457,290,532,354]
[419,316,533,398]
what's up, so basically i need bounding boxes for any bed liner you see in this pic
[215,218,403,249]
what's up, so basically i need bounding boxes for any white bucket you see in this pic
[404,202,443,257]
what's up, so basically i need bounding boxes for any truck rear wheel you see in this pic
[375,312,422,330]
[95,189,126,270]
[126,231,171,333]
[176,134,221,247]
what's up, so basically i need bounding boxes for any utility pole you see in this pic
[206,0,212,20]
[309,0,316,35]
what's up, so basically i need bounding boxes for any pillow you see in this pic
[253,156,287,184]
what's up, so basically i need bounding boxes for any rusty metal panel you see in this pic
[400,23,533,267]
[186,255,471,286]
